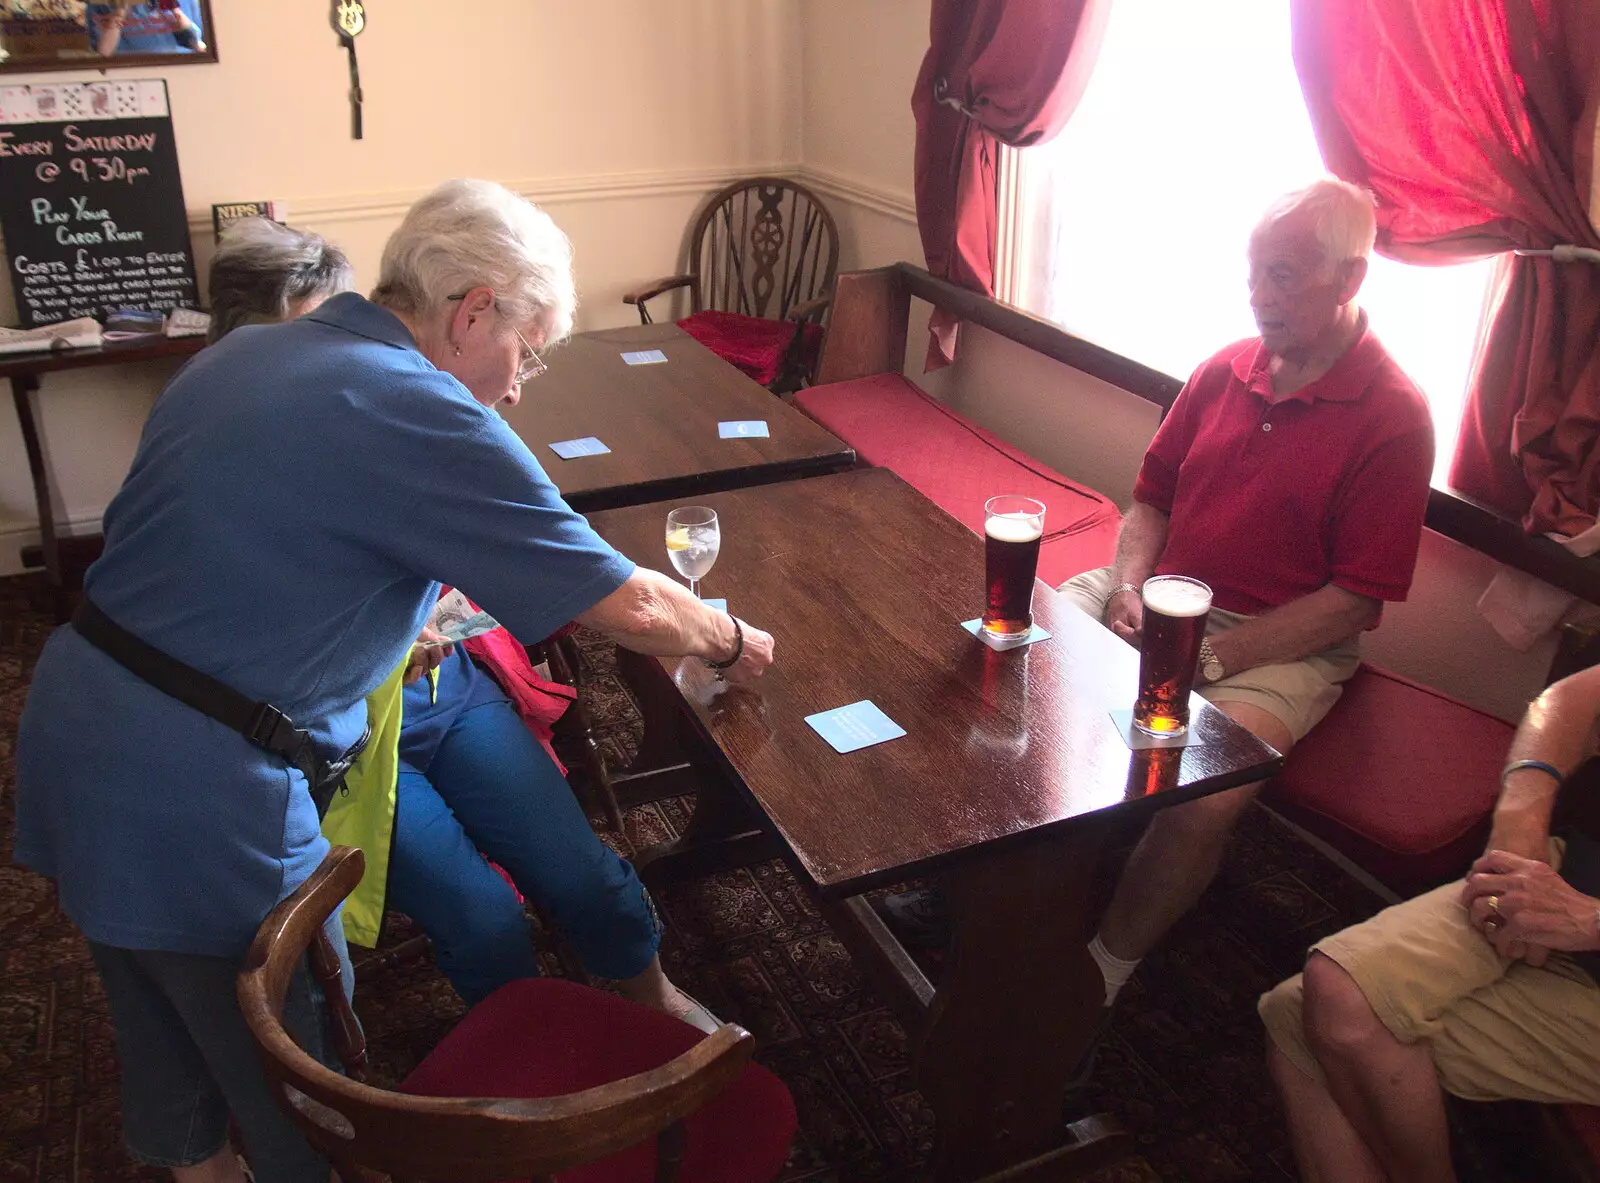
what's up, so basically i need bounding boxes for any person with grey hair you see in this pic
[882,177,1435,1073]
[12,178,776,1183]
[205,218,353,343]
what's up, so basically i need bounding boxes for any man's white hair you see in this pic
[373,178,577,344]
[1252,178,1377,273]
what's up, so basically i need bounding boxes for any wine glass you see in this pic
[665,506,720,598]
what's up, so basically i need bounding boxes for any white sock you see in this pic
[1088,934,1140,1006]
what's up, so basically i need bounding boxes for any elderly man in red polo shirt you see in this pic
[1058,178,1435,1016]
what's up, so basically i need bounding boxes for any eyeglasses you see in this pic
[446,292,547,384]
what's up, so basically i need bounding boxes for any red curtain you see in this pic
[912,0,1110,368]
[1293,0,1600,534]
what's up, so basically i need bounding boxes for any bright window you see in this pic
[1008,0,1494,482]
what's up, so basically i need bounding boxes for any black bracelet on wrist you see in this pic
[704,615,744,670]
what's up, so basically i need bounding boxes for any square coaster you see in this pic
[622,349,668,365]
[702,597,728,612]
[1108,708,1206,750]
[548,437,610,460]
[805,700,907,754]
[960,618,1051,651]
[718,420,770,439]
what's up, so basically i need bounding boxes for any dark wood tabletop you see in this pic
[497,322,854,512]
[588,466,1282,898]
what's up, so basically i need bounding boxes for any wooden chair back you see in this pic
[237,845,757,1183]
[686,177,839,322]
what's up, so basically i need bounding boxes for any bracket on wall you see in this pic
[333,0,366,140]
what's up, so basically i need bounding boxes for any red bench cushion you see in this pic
[1263,664,1513,897]
[794,373,1121,585]
[1562,1105,1600,1166]
[402,978,795,1183]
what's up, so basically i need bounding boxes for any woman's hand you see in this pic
[405,627,453,684]
[1461,849,1600,962]
[718,618,774,685]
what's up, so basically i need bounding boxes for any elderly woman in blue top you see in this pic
[12,179,775,1183]
[205,215,715,1023]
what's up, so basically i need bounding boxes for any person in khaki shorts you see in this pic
[1056,179,1434,1014]
[1260,663,1600,1182]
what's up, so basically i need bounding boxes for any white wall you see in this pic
[0,0,801,566]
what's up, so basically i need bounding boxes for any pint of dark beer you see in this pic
[1132,575,1212,736]
[982,496,1046,639]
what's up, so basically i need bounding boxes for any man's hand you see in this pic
[1462,849,1600,963]
[405,627,454,685]
[1106,587,1143,645]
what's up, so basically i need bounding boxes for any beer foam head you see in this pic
[1142,576,1211,616]
[985,513,1043,544]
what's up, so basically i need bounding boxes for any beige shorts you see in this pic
[1259,841,1600,1104]
[1056,567,1360,742]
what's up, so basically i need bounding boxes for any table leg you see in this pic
[918,827,1133,1182]
[630,742,776,887]
[10,374,66,619]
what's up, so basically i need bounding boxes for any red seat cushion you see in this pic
[1262,665,1513,897]
[794,373,1121,585]
[401,978,795,1183]
[677,310,821,388]
[1562,1105,1600,1165]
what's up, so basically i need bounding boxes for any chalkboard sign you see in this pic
[0,79,198,329]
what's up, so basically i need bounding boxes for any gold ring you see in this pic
[1486,894,1501,914]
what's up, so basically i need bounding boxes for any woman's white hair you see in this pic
[1252,178,1377,274]
[372,178,577,344]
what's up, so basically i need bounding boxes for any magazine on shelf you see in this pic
[0,317,103,355]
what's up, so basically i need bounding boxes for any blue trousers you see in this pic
[89,917,350,1183]
[388,669,660,1005]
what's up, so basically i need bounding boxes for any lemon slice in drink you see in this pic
[666,526,693,551]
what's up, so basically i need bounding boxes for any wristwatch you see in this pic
[1198,637,1225,684]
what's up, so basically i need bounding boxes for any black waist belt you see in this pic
[71,598,368,818]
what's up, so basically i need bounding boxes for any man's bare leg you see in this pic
[1300,953,1457,1183]
[1268,1039,1385,1183]
[1096,701,1294,968]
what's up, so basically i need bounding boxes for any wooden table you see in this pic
[588,468,1284,1182]
[3,335,204,615]
[497,323,854,512]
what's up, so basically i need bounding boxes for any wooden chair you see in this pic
[623,177,840,393]
[532,630,625,831]
[237,846,797,1183]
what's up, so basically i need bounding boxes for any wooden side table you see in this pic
[2,336,204,618]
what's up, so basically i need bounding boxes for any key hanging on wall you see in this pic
[332,0,367,140]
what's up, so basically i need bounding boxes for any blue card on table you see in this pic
[548,437,611,460]
[621,349,668,365]
[718,420,770,439]
[805,700,907,754]
[703,598,728,612]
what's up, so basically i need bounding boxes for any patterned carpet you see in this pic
[0,572,1556,1181]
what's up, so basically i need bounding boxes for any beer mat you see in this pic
[703,598,728,612]
[1107,708,1207,750]
[622,349,668,365]
[718,420,770,439]
[548,437,611,459]
[805,701,907,754]
[960,619,1052,651]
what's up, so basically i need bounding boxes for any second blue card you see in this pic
[805,700,907,754]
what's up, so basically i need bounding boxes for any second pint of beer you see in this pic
[1132,575,1212,736]
[982,496,1046,639]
